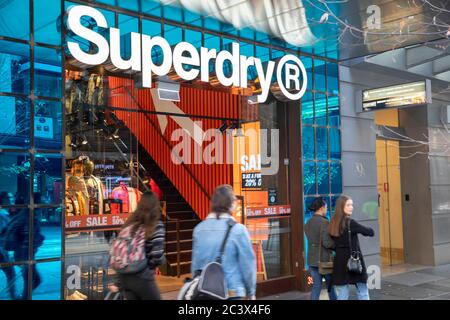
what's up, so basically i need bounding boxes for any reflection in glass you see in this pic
[34,100,63,150]
[0,265,26,300]
[0,153,31,203]
[301,91,314,125]
[34,46,62,99]
[34,0,61,45]
[0,40,30,95]
[330,128,341,160]
[316,127,328,160]
[315,93,327,126]
[317,162,330,195]
[314,59,326,92]
[301,57,313,91]
[330,162,342,194]
[0,97,30,149]
[34,207,62,260]
[32,261,61,300]
[327,62,339,95]
[303,161,316,195]
[302,126,314,160]
[328,95,340,127]
[0,0,29,40]
[33,154,63,205]
[164,24,182,46]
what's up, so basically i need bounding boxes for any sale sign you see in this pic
[65,214,130,231]
[246,205,291,218]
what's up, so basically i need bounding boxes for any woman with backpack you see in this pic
[329,195,374,300]
[190,185,256,300]
[110,191,165,300]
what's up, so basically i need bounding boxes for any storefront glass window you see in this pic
[0,0,29,40]
[163,4,184,22]
[34,0,61,45]
[303,161,316,195]
[2,209,31,262]
[314,59,326,92]
[330,162,342,194]
[330,128,341,160]
[33,154,63,205]
[301,91,313,125]
[185,30,202,49]
[0,153,31,203]
[0,97,30,149]
[0,265,27,300]
[317,162,330,195]
[314,93,327,126]
[142,19,161,37]
[34,100,63,150]
[184,11,202,27]
[34,46,62,99]
[328,95,340,127]
[34,206,62,260]
[302,126,314,160]
[32,261,62,300]
[300,57,313,92]
[327,62,339,95]
[315,127,328,160]
[0,41,30,95]
[164,24,182,46]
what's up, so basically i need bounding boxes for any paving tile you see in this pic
[418,265,450,278]
[379,281,444,299]
[414,283,450,293]
[383,272,446,287]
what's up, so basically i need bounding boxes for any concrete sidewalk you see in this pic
[261,264,450,300]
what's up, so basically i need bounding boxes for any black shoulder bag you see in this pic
[346,219,363,274]
[178,219,236,300]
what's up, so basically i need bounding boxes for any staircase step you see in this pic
[166,229,194,242]
[165,239,192,252]
[167,211,196,220]
[166,250,192,262]
[165,202,192,212]
[165,219,199,231]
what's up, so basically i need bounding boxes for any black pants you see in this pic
[119,269,160,300]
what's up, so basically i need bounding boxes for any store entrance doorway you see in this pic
[376,139,405,266]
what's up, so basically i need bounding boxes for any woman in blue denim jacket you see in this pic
[191,185,257,300]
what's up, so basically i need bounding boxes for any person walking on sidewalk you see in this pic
[304,197,336,300]
[329,195,374,300]
[191,185,256,300]
[110,191,165,300]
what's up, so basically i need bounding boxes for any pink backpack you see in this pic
[109,225,147,274]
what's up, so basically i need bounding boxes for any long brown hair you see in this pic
[122,191,161,239]
[328,195,351,237]
[210,185,236,219]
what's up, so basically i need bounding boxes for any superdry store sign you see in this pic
[66,5,307,103]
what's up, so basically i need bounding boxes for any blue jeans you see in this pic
[309,267,337,300]
[334,283,370,300]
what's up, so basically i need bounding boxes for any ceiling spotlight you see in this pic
[81,134,88,145]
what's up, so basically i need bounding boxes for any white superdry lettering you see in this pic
[66,5,307,103]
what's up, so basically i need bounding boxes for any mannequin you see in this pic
[83,158,106,215]
[65,175,89,216]
[111,182,142,214]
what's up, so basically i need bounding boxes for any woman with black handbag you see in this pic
[328,195,374,300]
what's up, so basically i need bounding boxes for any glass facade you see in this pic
[0,0,341,299]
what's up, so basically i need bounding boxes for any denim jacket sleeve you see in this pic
[235,224,257,296]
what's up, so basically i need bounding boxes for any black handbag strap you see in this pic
[216,218,236,263]
[347,218,353,256]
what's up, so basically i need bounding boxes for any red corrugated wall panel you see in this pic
[108,77,241,220]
